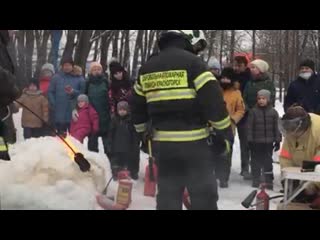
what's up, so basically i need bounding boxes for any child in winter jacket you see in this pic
[216,67,245,188]
[70,94,99,143]
[108,101,140,180]
[15,79,49,139]
[108,61,132,116]
[247,89,281,190]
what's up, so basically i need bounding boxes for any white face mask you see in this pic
[299,72,312,80]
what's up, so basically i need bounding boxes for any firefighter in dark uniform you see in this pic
[131,30,233,210]
[0,30,21,160]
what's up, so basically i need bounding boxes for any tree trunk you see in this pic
[147,30,156,60]
[93,37,100,61]
[34,30,51,78]
[74,30,94,74]
[100,31,114,72]
[119,31,126,65]
[229,30,236,65]
[62,30,77,62]
[123,30,130,70]
[284,30,290,92]
[278,30,283,102]
[132,30,144,79]
[141,30,148,65]
[25,30,35,80]
[17,30,26,81]
[219,30,224,67]
[252,30,256,59]
[50,30,63,71]
[112,30,120,58]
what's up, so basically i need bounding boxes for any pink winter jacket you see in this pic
[70,104,99,142]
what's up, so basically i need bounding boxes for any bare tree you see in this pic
[62,30,77,61]
[229,30,236,65]
[74,30,94,73]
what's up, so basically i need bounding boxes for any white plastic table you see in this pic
[281,167,320,208]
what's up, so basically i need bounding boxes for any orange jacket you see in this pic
[222,88,245,134]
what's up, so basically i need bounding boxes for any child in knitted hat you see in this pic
[15,79,49,139]
[108,101,140,180]
[247,89,281,190]
[70,94,99,143]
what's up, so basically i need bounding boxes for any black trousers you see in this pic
[237,119,250,173]
[113,150,140,174]
[215,147,233,183]
[23,127,43,139]
[55,122,70,135]
[250,143,274,183]
[153,139,218,210]
[88,133,109,155]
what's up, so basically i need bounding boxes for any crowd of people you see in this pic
[11,56,139,180]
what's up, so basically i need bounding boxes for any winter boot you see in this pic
[130,172,139,180]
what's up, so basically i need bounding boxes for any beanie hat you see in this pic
[117,101,129,111]
[221,67,236,82]
[109,61,125,75]
[281,105,311,133]
[299,59,315,72]
[283,105,308,120]
[77,94,89,103]
[250,59,269,73]
[41,63,55,75]
[257,89,271,102]
[89,61,103,74]
[208,58,221,70]
[60,56,74,66]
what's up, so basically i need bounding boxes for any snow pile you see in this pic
[0,136,109,210]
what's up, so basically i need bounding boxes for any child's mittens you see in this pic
[72,109,79,122]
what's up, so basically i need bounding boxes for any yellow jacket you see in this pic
[222,88,245,134]
[279,113,320,191]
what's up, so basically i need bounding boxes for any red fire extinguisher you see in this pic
[96,169,133,210]
[255,183,270,210]
[144,140,158,197]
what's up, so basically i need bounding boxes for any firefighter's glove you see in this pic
[74,152,91,172]
[0,137,10,161]
[273,142,280,152]
[208,132,230,156]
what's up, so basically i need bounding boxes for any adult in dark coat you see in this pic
[284,59,320,114]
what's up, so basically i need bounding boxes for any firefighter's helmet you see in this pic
[160,30,207,53]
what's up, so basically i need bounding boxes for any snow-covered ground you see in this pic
[1,100,285,210]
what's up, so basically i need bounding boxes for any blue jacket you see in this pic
[48,72,85,123]
[284,74,320,114]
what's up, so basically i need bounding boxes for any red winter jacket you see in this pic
[39,76,51,97]
[70,104,99,143]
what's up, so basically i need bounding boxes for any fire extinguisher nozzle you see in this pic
[241,190,258,209]
[74,152,91,172]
